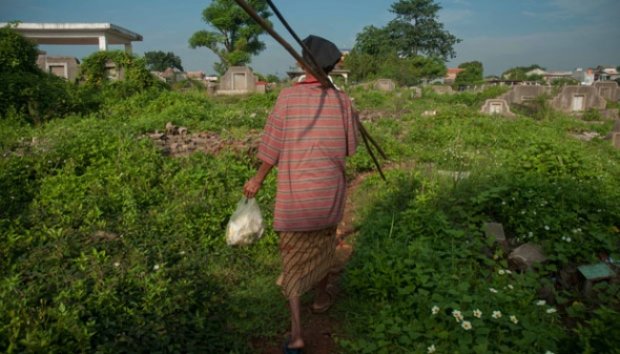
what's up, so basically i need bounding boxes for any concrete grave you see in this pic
[508,243,547,271]
[593,81,619,102]
[578,263,616,296]
[480,99,516,117]
[37,54,80,81]
[430,85,454,95]
[217,66,258,95]
[483,222,508,250]
[374,79,396,92]
[500,86,552,105]
[549,86,606,113]
[410,87,423,98]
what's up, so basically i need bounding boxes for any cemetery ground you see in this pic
[1,85,619,353]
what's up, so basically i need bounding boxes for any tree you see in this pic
[502,64,546,81]
[346,0,457,83]
[144,51,183,72]
[386,0,461,60]
[454,61,483,87]
[189,0,272,75]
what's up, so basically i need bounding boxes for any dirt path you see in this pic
[252,173,367,354]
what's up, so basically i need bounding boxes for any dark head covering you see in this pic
[302,35,342,74]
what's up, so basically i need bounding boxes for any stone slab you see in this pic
[578,263,616,281]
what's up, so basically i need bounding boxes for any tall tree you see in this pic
[144,51,184,72]
[189,0,272,75]
[387,0,460,60]
[454,61,483,87]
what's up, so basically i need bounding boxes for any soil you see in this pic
[250,173,368,354]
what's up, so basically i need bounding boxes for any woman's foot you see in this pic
[283,336,304,353]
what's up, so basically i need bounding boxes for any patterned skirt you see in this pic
[277,226,337,298]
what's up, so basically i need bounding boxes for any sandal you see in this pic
[310,284,336,314]
[282,336,304,354]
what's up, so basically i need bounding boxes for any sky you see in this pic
[1,0,619,77]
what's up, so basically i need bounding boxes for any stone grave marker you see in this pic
[483,222,508,250]
[480,99,516,117]
[374,79,396,92]
[578,263,616,296]
[508,243,546,271]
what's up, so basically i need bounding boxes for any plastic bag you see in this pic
[225,197,265,246]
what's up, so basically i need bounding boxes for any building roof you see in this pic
[0,22,143,45]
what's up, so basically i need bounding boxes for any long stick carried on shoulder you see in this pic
[232,0,388,180]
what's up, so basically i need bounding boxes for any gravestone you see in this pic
[410,87,423,98]
[430,85,454,95]
[480,99,516,117]
[549,86,606,113]
[508,243,546,271]
[593,81,619,102]
[483,222,508,250]
[578,263,616,296]
[500,86,552,105]
[217,66,258,95]
[374,79,396,92]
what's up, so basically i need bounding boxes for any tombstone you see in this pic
[613,133,620,149]
[549,86,606,113]
[508,243,546,271]
[430,85,454,95]
[483,222,508,250]
[593,81,619,102]
[480,99,516,117]
[36,54,80,81]
[374,79,396,92]
[217,66,258,95]
[578,263,616,296]
[410,86,423,98]
[500,86,552,105]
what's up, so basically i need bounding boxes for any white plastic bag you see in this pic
[225,197,265,246]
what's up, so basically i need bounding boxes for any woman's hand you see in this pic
[243,176,262,199]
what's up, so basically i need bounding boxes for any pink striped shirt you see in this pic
[257,79,357,231]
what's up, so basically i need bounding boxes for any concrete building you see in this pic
[36,53,80,81]
[573,68,595,86]
[2,22,143,53]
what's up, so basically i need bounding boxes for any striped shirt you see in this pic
[257,79,357,231]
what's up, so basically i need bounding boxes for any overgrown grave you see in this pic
[145,122,261,157]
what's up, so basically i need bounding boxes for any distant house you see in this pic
[573,68,595,86]
[444,68,464,84]
[186,71,205,81]
[600,68,619,81]
[525,68,546,77]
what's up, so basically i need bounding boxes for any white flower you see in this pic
[510,315,518,324]
[528,231,534,237]
[461,321,472,330]
[179,251,186,255]
[432,305,440,315]
[507,284,514,290]
[521,210,526,215]
[473,309,482,318]
[506,269,512,274]
[544,225,550,231]
[427,344,436,353]
[502,201,506,205]
[545,351,555,354]
[498,269,506,275]
[489,288,498,293]
[492,311,502,319]
[566,237,571,243]
[452,310,463,322]
[546,307,557,314]
[153,264,160,271]
[114,262,120,267]
[536,300,546,306]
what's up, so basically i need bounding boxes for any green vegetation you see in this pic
[454,61,484,88]
[189,0,272,75]
[502,64,546,82]
[345,0,457,85]
[1,26,619,353]
[144,50,184,72]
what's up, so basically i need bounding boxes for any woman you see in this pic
[243,35,357,353]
